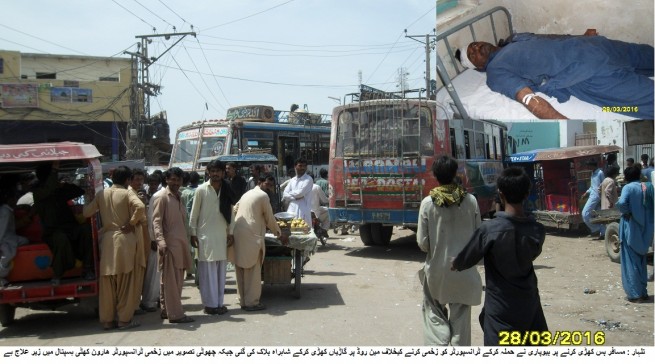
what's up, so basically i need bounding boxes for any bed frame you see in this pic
[435,6,513,119]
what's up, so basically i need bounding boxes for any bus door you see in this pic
[278,135,299,176]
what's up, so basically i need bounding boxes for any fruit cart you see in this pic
[263,212,318,298]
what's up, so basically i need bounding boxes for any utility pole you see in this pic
[124,31,196,160]
[405,30,436,97]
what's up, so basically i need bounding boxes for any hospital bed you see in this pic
[435,6,640,121]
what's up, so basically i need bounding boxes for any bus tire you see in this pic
[371,224,393,246]
[0,304,16,327]
[359,224,374,246]
[605,222,620,263]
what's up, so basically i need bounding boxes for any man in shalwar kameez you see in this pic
[189,160,234,315]
[617,166,653,303]
[452,167,548,346]
[152,167,194,323]
[83,165,146,330]
[128,169,150,314]
[417,155,482,345]
[229,174,282,311]
[282,157,314,227]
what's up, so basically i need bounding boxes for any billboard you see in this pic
[0,83,38,108]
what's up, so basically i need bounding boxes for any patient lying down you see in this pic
[455,29,654,120]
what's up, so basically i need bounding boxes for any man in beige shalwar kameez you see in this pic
[152,167,194,323]
[83,165,146,330]
[228,174,282,311]
[128,168,150,314]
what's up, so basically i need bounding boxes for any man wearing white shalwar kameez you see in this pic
[417,156,482,346]
[283,158,314,227]
[189,160,234,315]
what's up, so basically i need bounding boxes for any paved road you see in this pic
[1,227,652,351]
[0,229,429,347]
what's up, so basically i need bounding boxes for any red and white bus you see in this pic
[328,88,507,246]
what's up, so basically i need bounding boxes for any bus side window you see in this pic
[463,130,471,159]
[450,128,458,158]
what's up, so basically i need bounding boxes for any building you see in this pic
[0,50,170,163]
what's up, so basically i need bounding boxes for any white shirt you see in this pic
[188,181,229,262]
[311,184,328,213]
[283,173,314,226]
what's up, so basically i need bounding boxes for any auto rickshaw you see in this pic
[0,142,103,326]
[507,145,621,230]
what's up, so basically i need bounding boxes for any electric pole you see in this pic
[124,31,196,160]
[405,30,436,97]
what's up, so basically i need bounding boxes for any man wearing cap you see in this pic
[457,30,654,119]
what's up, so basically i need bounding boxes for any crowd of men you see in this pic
[0,156,331,330]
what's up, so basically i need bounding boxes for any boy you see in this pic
[451,166,547,346]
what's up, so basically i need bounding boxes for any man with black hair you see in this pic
[226,162,247,202]
[152,167,194,324]
[315,168,329,197]
[83,165,146,330]
[617,166,653,303]
[452,166,547,346]
[283,157,314,227]
[640,154,650,169]
[189,160,234,315]
[229,173,282,311]
[417,155,482,345]
[457,31,653,119]
[246,165,264,191]
[181,171,201,281]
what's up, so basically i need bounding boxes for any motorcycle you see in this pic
[311,212,328,246]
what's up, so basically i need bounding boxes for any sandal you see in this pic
[117,320,140,330]
[243,303,266,311]
[169,315,195,323]
[217,306,228,315]
[102,322,117,331]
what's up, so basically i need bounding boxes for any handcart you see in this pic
[264,231,317,298]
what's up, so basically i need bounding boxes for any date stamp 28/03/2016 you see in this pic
[498,330,606,346]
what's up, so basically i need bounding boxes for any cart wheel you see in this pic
[293,250,302,298]
[605,222,620,263]
[0,304,16,327]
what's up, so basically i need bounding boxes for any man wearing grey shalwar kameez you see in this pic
[417,155,482,346]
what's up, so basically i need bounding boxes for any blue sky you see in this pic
[0,0,436,141]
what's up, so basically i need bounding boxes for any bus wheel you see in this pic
[605,222,620,263]
[371,224,393,246]
[359,224,374,246]
[0,304,16,327]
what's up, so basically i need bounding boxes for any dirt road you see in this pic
[0,227,652,348]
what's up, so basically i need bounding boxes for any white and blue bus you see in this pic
[169,105,331,180]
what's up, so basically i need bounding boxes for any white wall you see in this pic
[481,0,654,45]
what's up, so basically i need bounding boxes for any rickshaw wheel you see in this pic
[0,304,16,327]
[605,222,620,263]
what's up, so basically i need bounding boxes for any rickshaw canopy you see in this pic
[509,145,622,163]
[0,142,102,163]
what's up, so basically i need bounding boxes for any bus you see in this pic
[328,87,507,246]
[169,105,331,180]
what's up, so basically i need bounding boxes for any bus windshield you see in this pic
[336,103,433,158]
[172,138,198,164]
[199,136,227,159]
